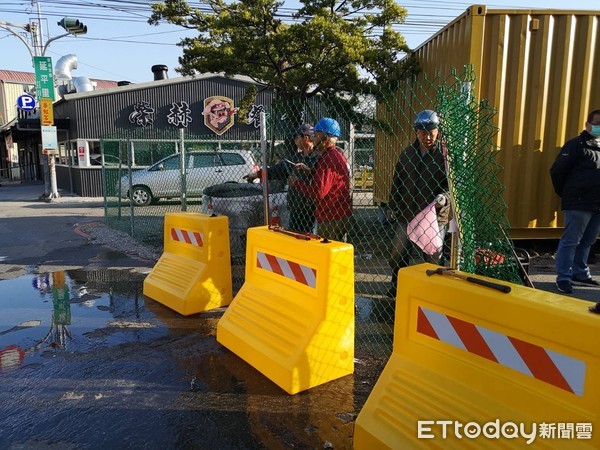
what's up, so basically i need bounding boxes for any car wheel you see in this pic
[130,185,153,206]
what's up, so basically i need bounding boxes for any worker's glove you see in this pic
[435,193,447,207]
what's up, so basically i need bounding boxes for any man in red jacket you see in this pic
[289,117,352,242]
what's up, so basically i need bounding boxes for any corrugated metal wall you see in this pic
[56,165,105,197]
[54,76,274,140]
[2,81,36,126]
[376,6,600,238]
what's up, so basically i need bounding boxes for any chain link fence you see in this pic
[102,128,264,248]
[102,66,526,360]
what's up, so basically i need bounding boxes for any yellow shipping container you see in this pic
[374,5,600,239]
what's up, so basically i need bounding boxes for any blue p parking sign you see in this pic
[17,94,36,111]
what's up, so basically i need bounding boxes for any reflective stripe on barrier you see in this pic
[417,307,586,396]
[170,227,204,247]
[217,226,354,395]
[143,212,232,316]
[354,263,599,449]
[256,251,317,288]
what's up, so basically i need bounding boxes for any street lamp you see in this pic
[0,9,88,199]
[0,21,38,59]
[0,17,87,58]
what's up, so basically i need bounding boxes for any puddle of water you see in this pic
[0,271,376,449]
[0,269,168,371]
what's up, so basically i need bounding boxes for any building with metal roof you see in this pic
[0,68,118,183]
[1,65,275,196]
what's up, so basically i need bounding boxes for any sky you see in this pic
[1,1,598,84]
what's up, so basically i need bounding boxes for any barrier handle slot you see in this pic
[426,268,511,294]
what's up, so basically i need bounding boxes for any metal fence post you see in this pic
[179,127,187,212]
[117,140,123,219]
[128,139,135,237]
[260,111,269,225]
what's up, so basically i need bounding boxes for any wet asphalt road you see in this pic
[0,182,146,278]
[1,181,599,449]
[0,182,370,449]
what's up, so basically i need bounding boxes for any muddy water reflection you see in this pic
[0,269,166,370]
[0,270,366,448]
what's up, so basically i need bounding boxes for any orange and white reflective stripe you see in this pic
[256,251,317,288]
[170,228,204,247]
[417,307,586,396]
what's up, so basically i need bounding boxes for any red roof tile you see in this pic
[0,70,36,83]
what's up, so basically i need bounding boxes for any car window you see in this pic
[221,152,246,166]
[151,154,180,171]
[191,153,218,169]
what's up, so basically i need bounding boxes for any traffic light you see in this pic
[57,18,87,35]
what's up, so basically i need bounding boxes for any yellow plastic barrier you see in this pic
[217,225,354,394]
[143,212,232,316]
[353,167,374,189]
[354,263,599,449]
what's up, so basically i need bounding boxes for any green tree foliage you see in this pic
[149,0,413,101]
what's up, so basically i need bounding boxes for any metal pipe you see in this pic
[35,0,44,56]
[260,111,269,225]
[179,127,187,212]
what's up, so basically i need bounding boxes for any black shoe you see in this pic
[572,276,600,287]
[556,280,573,294]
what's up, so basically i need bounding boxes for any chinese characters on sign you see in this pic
[33,56,55,101]
[167,101,192,128]
[247,104,265,128]
[128,101,155,127]
[128,97,250,135]
[40,98,54,126]
[41,125,58,155]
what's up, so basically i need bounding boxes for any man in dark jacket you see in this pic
[246,124,318,233]
[550,109,600,294]
[387,110,451,296]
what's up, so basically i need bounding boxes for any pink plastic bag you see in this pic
[407,201,443,255]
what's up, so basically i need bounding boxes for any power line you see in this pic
[3,0,580,82]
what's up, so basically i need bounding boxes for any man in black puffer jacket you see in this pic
[387,110,451,297]
[550,109,600,294]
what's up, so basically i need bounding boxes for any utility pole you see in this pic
[0,0,87,200]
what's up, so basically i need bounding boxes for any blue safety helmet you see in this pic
[414,110,439,131]
[314,117,341,137]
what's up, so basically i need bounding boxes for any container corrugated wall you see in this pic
[375,6,600,238]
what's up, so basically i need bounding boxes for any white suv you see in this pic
[118,150,258,206]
